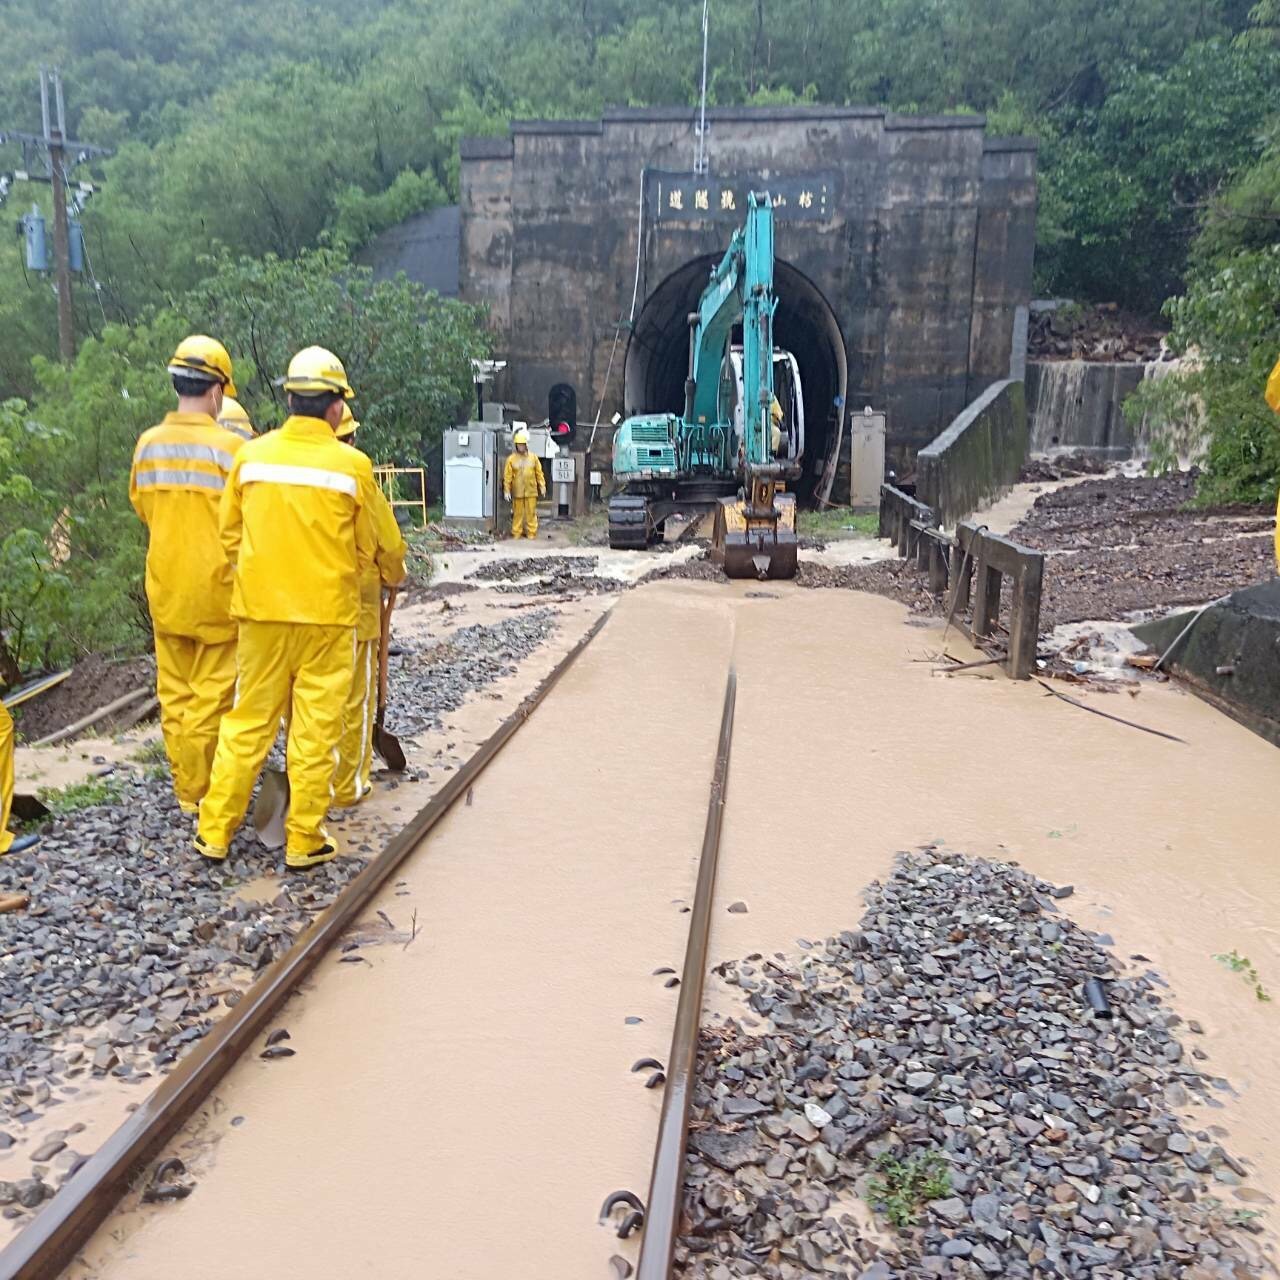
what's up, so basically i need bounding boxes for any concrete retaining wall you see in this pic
[916,379,1027,526]
[1025,360,1145,456]
[1132,581,1280,748]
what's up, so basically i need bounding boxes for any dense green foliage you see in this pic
[2,0,1277,389]
[4,0,1280,669]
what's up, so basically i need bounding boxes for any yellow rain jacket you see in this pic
[129,411,248,642]
[1266,356,1280,415]
[220,416,382,625]
[333,450,407,808]
[1268,357,1280,568]
[355,482,407,642]
[503,450,546,500]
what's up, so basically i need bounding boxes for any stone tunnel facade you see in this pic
[460,105,1035,491]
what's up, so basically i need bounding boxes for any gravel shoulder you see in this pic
[682,848,1267,1277]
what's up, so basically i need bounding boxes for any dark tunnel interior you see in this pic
[623,255,848,502]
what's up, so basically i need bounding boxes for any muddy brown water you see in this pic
[65,583,1280,1278]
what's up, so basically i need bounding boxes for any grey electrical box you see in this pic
[443,426,500,525]
[68,218,84,273]
[849,408,887,512]
[20,206,48,272]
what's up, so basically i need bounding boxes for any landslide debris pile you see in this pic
[1028,304,1166,363]
[677,848,1265,1279]
[466,554,622,597]
[1011,472,1273,628]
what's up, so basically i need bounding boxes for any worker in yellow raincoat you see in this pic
[332,405,406,807]
[1267,356,1280,569]
[503,426,546,538]
[1,701,39,857]
[129,335,247,813]
[217,396,256,441]
[196,347,383,869]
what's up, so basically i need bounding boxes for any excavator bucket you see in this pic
[712,491,798,580]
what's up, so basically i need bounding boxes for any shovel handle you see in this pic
[377,585,398,722]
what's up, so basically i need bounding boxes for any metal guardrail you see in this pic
[879,485,1044,680]
[947,522,1044,680]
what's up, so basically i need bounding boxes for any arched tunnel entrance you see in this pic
[623,255,847,503]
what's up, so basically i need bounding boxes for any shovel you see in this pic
[11,793,50,824]
[373,586,406,772]
[252,765,289,850]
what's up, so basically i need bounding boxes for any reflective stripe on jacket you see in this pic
[503,451,545,499]
[221,415,380,626]
[129,411,248,642]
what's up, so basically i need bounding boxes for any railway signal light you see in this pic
[548,382,576,449]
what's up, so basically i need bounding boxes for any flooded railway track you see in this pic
[0,616,610,1280]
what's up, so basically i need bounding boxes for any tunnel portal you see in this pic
[459,105,1037,491]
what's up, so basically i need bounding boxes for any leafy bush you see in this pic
[1125,245,1280,504]
[182,247,489,462]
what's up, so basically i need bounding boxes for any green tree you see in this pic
[182,247,490,461]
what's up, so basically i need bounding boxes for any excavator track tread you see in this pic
[608,495,651,550]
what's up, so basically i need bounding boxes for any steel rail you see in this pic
[1,610,612,1280]
[636,666,737,1280]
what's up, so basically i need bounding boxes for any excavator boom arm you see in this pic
[686,194,777,470]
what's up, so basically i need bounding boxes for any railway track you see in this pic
[1,599,744,1280]
[2,602,741,1280]
[0,616,612,1280]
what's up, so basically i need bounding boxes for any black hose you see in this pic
[1083,977,1113,1019]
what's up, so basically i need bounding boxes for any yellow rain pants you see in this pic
[333,638,377,807]
[512,495,539,539]
[0,702,14,855]
[198,622,355,859]
[155,633,238,809]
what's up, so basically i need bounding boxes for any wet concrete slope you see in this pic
[73,589,734,1279]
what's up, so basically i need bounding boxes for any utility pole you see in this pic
[45,70,76,360]
[0,68,112,362]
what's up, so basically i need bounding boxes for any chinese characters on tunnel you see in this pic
[650,172,838,223]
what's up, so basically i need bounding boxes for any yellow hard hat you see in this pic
[513,426,529,445]
[168,334,237,398]
[216,396,254,438]
[280,345,355,400]
[336,403,360,439]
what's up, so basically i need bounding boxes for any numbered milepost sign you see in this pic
[551,456,576,483]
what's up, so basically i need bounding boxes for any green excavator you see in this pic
[608,193,802,580]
